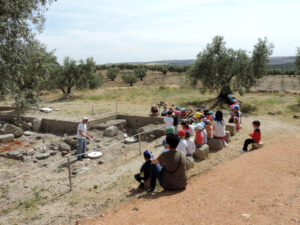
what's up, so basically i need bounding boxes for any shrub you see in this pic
[122,72,138,86]
[241,103,257,114]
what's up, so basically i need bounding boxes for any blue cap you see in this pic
[143,150,153,159]
[233,105,239,109]
[176,106,180,110]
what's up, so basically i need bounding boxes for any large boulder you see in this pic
[4,124,23,138]
[194,144,209,160]
[32,118,42,132]
[186,156,195,169]
[0,134,14,143]
[225,123,236,136]
[104,126,118,137]
[59,142,71,152]
[225,131,231,143]
[207,139,223,151]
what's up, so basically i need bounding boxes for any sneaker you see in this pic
[147,187,156,193]
[224,141,228,147]
[138,183,145,189]
[240,149,247,153]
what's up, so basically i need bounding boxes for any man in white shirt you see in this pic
[77,117,93,160]
[177,130,188,155]
[164,111,174,134]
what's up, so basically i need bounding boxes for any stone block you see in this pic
[186,156,195,169]
[35,153,50,160]
[207,139,223,151]
[194,144,209,160]
[252,142,264,150]
[0,134,14,143]
[225,131,231,143]
[32,118,42,132]
[4,124,23,138]
[104,126,118,137]
[226,123,236,136]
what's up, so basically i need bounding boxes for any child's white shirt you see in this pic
[164,116,174,129]
[176,139,188,155]
[186,139,196,155]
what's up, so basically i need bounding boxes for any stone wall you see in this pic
[117,114,164,128]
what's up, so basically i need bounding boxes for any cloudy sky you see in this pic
[38,0,300,64]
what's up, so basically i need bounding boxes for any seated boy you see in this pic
[134,150,153,188]
[150,104,159,117]
[240,120,261,153]
[185,131,196,157]
[177,130,188,155]
[149,133,187,192]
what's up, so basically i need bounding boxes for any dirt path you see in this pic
[80,137,300,225]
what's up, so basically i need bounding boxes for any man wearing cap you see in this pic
[77,117,93,160]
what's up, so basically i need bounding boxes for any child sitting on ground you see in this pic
[240,120,261,153]
[164,111,174,134]
[150,104,159,117]
[185,131,196,157]
[134,150,153,189]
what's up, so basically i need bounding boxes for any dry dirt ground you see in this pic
[80,132,300,225]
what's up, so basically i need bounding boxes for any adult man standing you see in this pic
[77,117,93,160]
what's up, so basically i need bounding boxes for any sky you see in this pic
[38,0,300,64]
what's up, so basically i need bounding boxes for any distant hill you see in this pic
[109,56,296,69]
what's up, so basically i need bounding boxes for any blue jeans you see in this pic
[150,164,164,188]
[77,139,86,159]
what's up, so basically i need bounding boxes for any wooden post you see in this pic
[138,134,142,155]
[67,157,72,191]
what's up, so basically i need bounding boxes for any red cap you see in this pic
[178,130,186,137]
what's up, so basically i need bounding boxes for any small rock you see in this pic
[33,159,38,163]
[24,131,34,136]
[268,111,275,115]
[293,115,300,119]
[36,136,43,140]
[49,151,57,156]
[98,160,104,165]
[27,149,35,155]
[61,151,69,156]
[35,153,50,160]
[59,142,71,152]
[32,118,42,132]
[125,137,138,144]
[94,138,101,143]
[24,185,29,188]
[242,213,251,218]
[123,133,128,138]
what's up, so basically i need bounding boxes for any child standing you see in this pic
[164,111,174,134]
[173,110,180,134]
[240,121,261,153]
[134,150,153,189]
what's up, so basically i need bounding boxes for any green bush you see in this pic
[241,103,257,114]
[121,72,138,86]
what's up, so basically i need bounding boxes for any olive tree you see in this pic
[134,66,147,81]
[50,57,102,96]
[0,0,56,116]
[295,47,300,75]
[122,72,138,86]
[188,36,274,100]
[107,67,120,81]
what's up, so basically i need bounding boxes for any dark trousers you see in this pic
[150,164,163,188]
[243,138,254,151]
[134,173,144,183]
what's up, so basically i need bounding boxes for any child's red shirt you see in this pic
[250,128,261,143]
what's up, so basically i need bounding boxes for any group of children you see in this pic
[136,102,262,191]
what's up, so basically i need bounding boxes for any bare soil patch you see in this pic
[80,136,300,225]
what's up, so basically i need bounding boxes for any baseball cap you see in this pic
[143,150,153,159]
[82,116,88,121]
[178,130,186,137]
[195,112,201,118]
[195,124,204,131]
[233,105,239,109]
[167,110,173,115]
